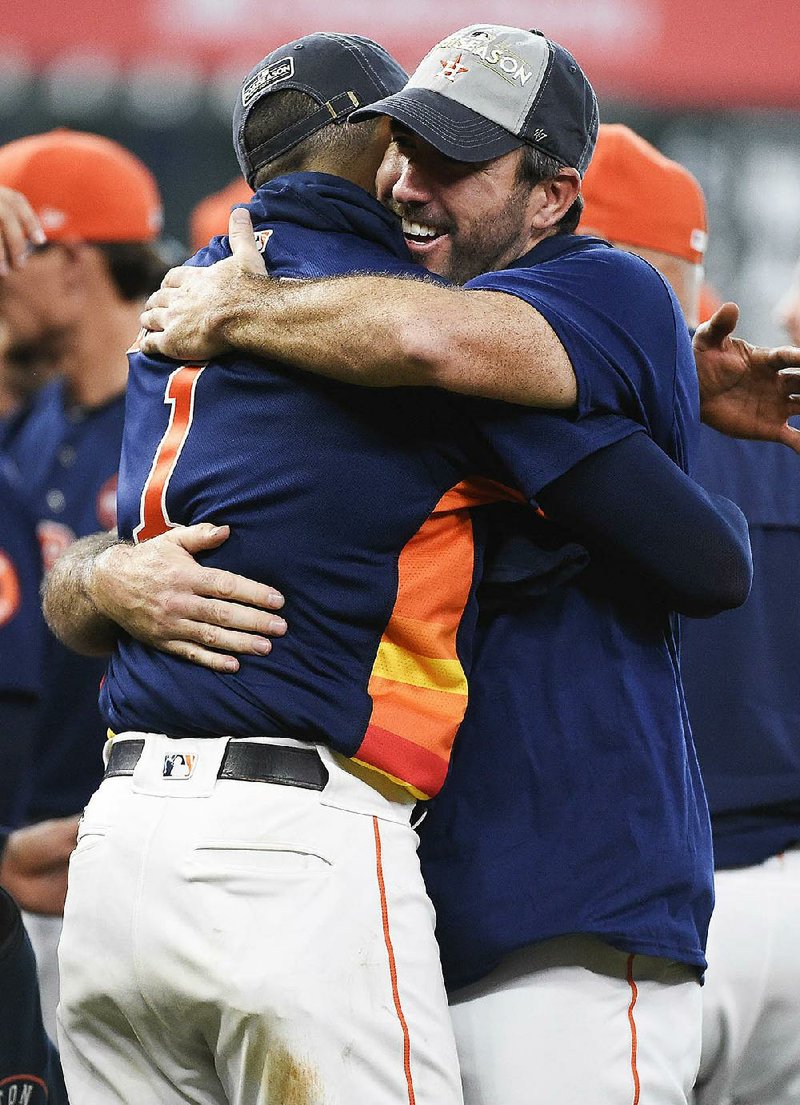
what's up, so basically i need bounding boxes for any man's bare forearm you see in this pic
[223,274,577,406]
[145,264,577,408]
[42,532,122,656]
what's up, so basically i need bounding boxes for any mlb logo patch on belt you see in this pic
[163,753,197,779]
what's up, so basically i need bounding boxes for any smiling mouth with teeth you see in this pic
[401,218,443,243]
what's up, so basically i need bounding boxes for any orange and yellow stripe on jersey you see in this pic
[354,477,524,799]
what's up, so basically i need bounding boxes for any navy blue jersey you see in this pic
[0,888,68,1103]
[4,380,124,820]
[0,465,45,825]
[418,236,713,988]
[682,426,800,868]
[102,175,639,800]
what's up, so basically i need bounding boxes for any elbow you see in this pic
[394,315,455,388]
[678,540,753,618]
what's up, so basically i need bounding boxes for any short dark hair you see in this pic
[244,89,382,188]
[517,145,584,235]
[95,242,170,301]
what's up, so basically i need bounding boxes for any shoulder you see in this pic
[1,381,64,456]
[474,238,672,302]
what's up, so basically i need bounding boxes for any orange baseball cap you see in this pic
[581,124,707,264]
[0,128,163,242]
[189,177,252,253]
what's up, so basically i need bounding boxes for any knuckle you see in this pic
[199,624,221,648]
[210,572,236,599]
[161,592,186,620]
[205,599,227,625]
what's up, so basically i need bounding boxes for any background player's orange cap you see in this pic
[189,177,252,254]
[0,128,163,242]
[581,124,707,264]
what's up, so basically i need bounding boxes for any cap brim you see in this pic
[351,87,522,163]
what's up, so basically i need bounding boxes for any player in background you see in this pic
[0,131,167,1039]
[579,123,708,328]
[0,460,45,828]
[578,122,800,1105]
[0,296,46,827]
[188,177,252,255]
[686,280,800,1099]
[0,818,76,1105]
[0,188,51,423]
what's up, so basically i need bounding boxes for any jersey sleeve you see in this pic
[469,401,644,503]
[536,430,752,616]
[467,244,696,454]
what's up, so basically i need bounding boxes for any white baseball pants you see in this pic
[57,734,463,1105]
[449,934,702,1105]
[694,847,800,1105]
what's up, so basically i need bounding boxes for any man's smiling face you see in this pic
[376,124,540,285]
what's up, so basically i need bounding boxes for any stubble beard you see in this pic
[440,182,534,285]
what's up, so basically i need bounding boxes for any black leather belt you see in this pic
[104,739,328,791]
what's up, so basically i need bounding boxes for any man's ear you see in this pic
[531,169,581,231]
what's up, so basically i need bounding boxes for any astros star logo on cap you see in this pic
[439,54,469,82]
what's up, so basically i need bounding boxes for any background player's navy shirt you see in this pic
[682,426,800,868]
[0,465,45,825]
[419,237,713,988]
[4,380,124,819]
[102,176,640,799]
[0,887,68,1104]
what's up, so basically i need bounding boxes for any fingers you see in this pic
[770,346,800,369]
[162,639,241,673]
[696,302,740,348]
[181,594,287,637]
[777,370,800,399]
[144,286,172,311]
[228,207,268,275]
[170,521,231,553]
[0,186,46,275]
[161,264,195,289]
[198,568,285,612]
[156,532,286,610]
[140,287,175,334]
[778,423,800,454]
[139,309,166,337]
[166,614,278,657]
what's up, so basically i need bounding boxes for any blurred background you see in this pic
[2,0,799,342]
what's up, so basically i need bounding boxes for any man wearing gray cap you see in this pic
[45,23,798,1105]
[51,28,730,1105]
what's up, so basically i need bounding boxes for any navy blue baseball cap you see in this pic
[352,25,598,175]
[233,33,408,188]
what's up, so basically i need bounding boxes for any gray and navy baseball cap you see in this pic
[233,33,408,188]
[352,25,598,175]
